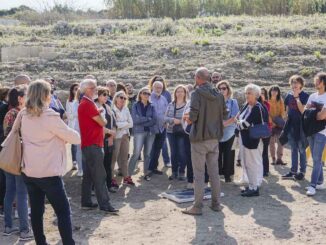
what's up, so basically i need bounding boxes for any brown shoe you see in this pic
[182,206,202,216]
[276,159,286,165]
[209,203,223,212]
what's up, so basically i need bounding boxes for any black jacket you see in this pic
[238,102,269,149]
[302,109,326,137]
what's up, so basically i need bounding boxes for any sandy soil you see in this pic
[0,146,325,245]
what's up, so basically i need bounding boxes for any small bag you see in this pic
[172,103,185,135]
[0,110,24,175]
[248,105,271,139]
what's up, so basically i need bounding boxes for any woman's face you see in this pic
[73,85,79,96]
[98,91,109,104]
[245,90,257,104]
[218,84,228,97]
[18,95,26,107]
[291,81,302,92]
[45,94,51,106]
[175,87,186,101]
[116,93,127,108]
[140,89,150,102]
[260,89,266,101]
[271,89,278,98]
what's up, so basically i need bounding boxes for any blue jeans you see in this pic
[71,144,77,163]
[129,132,155,175]
[149,130,167,171]
[22,174,75,245]
[162,139,170,164]
[307,133,326,187]
[4,172,29,232]
[167,133,187,175]
[288,131,307,174]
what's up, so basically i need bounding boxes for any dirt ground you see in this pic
[0,145,325,245]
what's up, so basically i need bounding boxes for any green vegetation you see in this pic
[105,0,326,19]
[314,51,322,60]
[300,67,315,77]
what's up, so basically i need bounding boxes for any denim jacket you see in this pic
[131,101,158,134]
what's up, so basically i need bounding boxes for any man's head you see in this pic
[80,79,97,99]
[125,83,134,95]
[106,80,117,96]
[14,74,31,86]
[44,77,56,94]
[152,81,163,96]
[314,72,326,92]
[195,67,210,86]
[211,72,222,84]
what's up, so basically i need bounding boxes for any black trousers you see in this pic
[22,174,74,245]
[103,142,113,189]
[218,135,235,179]
[262,137,271,175]
[0,169,6,207]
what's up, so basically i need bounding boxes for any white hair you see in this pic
[152,81,163,88]
[80,79,96,93]
[106,79,117,87]
[245,83,261,99]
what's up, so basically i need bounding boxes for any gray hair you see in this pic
[195,67,210,82]
[80,79,96,93]
[245,83,261,99]
[106,79,117,87]
[152,81,163,89]
[14,74,31,86]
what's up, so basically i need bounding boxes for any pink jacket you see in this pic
[19,108,81,178]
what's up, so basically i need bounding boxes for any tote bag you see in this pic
[0,110,24,175]
[249,105,271,139]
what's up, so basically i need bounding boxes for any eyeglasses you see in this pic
[218,87,228,91]
[142,92,151,96]
[102,93,108,97]
[119,96,127,101]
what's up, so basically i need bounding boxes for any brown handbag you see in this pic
[0,109,24,175]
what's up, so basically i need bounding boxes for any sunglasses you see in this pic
[102,93,108,97]
[142,92,151,96]
[119,96,127,101]
[219,87,228,91]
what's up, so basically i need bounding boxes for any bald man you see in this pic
[14,74,31,86]
[182,67,227,215]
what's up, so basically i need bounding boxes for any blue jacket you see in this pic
[131,101,158,134]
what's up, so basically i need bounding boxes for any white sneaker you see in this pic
[316,184,326,190]
[306,186,316,196]
[77,170,83,177]
[305,184,326,191]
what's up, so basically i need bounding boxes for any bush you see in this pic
[300,67,315,77]
[314,51,322,60]
[171,47,180,56]
[112,47,132,58]
[147,18,177,36]
[53,21,73,35]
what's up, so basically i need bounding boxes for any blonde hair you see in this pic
[173,85,188,103]
[26,80,51,117]
[113,91,128,107]
[216,80,233,98]
[137,86,150,102]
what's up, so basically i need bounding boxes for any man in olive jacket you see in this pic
[182,67,227,215]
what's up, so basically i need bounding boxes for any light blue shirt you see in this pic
[220,98,239,142]
[150,93,168,133]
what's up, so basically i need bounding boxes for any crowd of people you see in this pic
[0,69,325,244]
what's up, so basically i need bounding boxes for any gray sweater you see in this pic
[164,102,187,133]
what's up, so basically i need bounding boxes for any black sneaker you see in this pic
[81,203,98,210]
[225,177,232,183]
[152,169,163,175]
[294,172,305,181]
[281,172,295,179]
[100,205,119,214]
[241,188,259,197]
[144,175,151,181]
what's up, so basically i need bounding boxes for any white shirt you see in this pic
[113,105,133,138]
[306,92,326,136]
